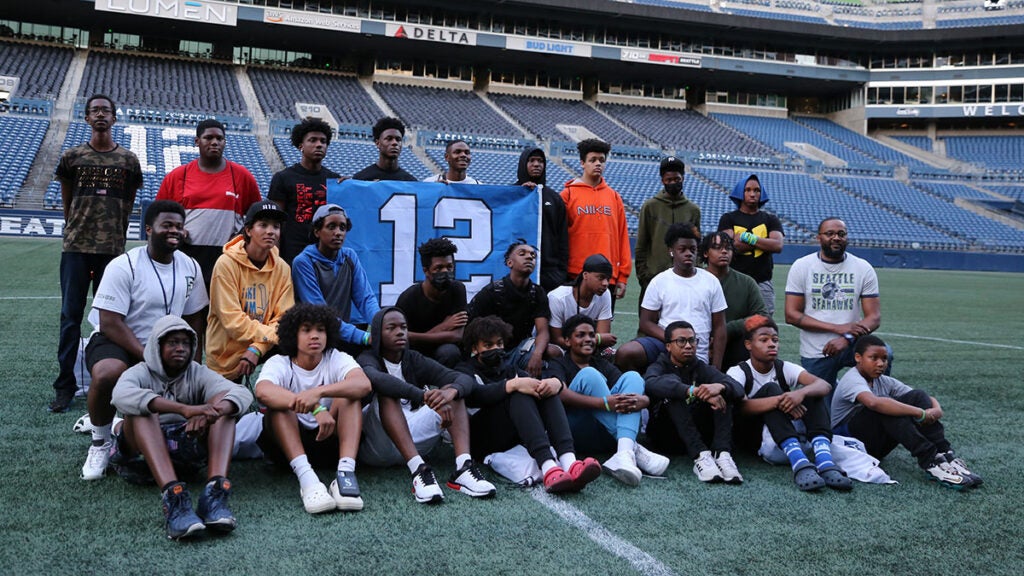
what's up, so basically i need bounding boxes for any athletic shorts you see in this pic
[85,332,134,372]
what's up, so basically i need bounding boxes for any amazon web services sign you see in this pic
[95,0,238,26]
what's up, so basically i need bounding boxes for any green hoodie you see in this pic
[635,189,701,287]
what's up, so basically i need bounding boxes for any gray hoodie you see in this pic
[112,315,253,424]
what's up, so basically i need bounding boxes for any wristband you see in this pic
[362,332,371,346]
[603,397,610,412]
[312,405,327,416]
[596,333,602,346]
[688,385,696,398]
[916,409,926,423]
[247,346,262,358]
[843,333,855,345]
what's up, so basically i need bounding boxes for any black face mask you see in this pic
[478,348,503,368]
[429,271,453,291]
[664,182,683,196]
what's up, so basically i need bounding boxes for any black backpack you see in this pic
[737,359,790,397]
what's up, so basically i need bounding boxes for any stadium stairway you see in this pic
[236,66,284,174]
[586,101,659,148]
[872,134,968,172]
[476,92,538,140]
[360,78,402,122]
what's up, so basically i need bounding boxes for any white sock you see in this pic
[540,459,559,475]
[337,457,356,473]
[407,455,425,475]
[455,453,472,470]
[91,423,112,445]
[617,438,636,454]
[558,453,577,470]
[289,455,319,490]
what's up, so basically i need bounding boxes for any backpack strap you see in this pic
[739,362,755,397]
[739,359,791,396]
[774,359,791,392]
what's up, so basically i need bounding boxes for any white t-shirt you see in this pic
[726,359,806,399]
[258,349,360,430]
[547,285,613,329]
[90,246,208,343]
[785,251,879,359]
[831,369,913,429]
[423,174,482,184]
[641,267,727,362]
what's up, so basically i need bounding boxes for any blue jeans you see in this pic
[565,367,644,452]
[54,252,114,395]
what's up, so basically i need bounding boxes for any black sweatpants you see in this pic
[846,389,950,468]
[646,398,733,459]
[470,392,575,468]
[733,382,832,453]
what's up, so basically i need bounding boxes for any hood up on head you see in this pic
[369,305,407,360]
[144,315,197,381]
[729,174,770,207]
[515,146,546,186]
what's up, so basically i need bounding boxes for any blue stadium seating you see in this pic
[490,94,647,146]
[713,114,880,166]
[599,104,776,158]
[274,137,433,181]
[0,42,73,99]
[724,8,828,24]
[249,68,382,125]
[890,135,932,152]
[375,84,520,138]
[791,116,931,168]
[943,136,1024,172]
[78,52,246,116]
[0,116,49,206]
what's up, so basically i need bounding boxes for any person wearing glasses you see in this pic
[784,217,884,386]
[291,204,380,355]
[615,222,728,373]
[644,320,745,484]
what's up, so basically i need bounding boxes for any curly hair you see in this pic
[144,199,185,227]
[462,315,512,354]
[372,116,405,141]
[290,118,333,148]
[561,314,596,341]
[418,237,458,268]
[276,303,343,357]
[698,231,733,265]
[664,222,699,248]
[577,138,611,161]
[503,238,536,264]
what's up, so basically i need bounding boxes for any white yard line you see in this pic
[531,489,680,576]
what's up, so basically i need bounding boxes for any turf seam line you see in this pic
[779,324,1022,350]
[530,489,680,576]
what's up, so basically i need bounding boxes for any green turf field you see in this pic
[2,236,1022,575]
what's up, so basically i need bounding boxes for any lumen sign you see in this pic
[95,0,238,27]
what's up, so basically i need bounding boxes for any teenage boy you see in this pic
[718,174,784,315]
[467,240,560,378]
[269,119,340,264]
[255,304,372,513]
[395,237,467,368]
[832,335,981,490]
[701,231,766,370]
[546,314,669,486]
[292,204,379,353]
[358,307,496,503]
[424,139,481,184]
[514,146,568,293]
[111,315,253,539]
[644,321,744,484]
[80,200,208,481]
[726,315,851,492]
[206,201,294,381]
[156,119,262,289]
[560,138,631,303]
[51,94,144,413]
[547,254,615,351]
[616,223,727,373]
[635,156,701,311]
[353,117,417,181]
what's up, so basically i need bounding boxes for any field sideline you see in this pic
[1,236,1022,576]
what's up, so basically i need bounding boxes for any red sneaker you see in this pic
[568,457,602,491]
[543,466,574,493]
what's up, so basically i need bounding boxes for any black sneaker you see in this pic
[197,477,237,532]
[162,482,206,540]
[48,389,75,413]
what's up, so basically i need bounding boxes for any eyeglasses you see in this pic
[87,106,113,115]
[669,336,699,347]
[820,230,848,239]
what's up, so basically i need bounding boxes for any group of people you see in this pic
[49,94,982,541]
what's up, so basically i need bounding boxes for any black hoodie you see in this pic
[514,147,569,293]
[356,306,475,404]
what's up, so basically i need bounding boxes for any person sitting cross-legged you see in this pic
[254,303,372,514]
[110,315,253,540]
[545,314,669,486]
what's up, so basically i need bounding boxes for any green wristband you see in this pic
[312,405,327,416]
[916,409,926,423]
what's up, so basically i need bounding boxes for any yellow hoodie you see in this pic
[206,234,294,377]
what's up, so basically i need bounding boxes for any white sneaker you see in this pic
[634,444,670,477]
[446,461,497,498]
[944,453,982,487]
[715,451,743,484]
[923,456,972,490]
[603,450,642,487]
[411,463,444,504]
[81,442,111,480]
[300,482,337,514]
[73,415,123,435]
[693,450,723,483]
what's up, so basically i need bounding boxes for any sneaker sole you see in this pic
[81,469,107,481]
[203,517,237,532]
[604,467,641,487]
[446,481,496,498]
[412,488,444,504]
[334,496,364,511]
[925,472,971,491]
[168,522,206,540]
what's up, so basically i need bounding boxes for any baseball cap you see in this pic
[244,201,286,226]
[659,156,685,176]
[582,254,613,276]
[308,204,351,241]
